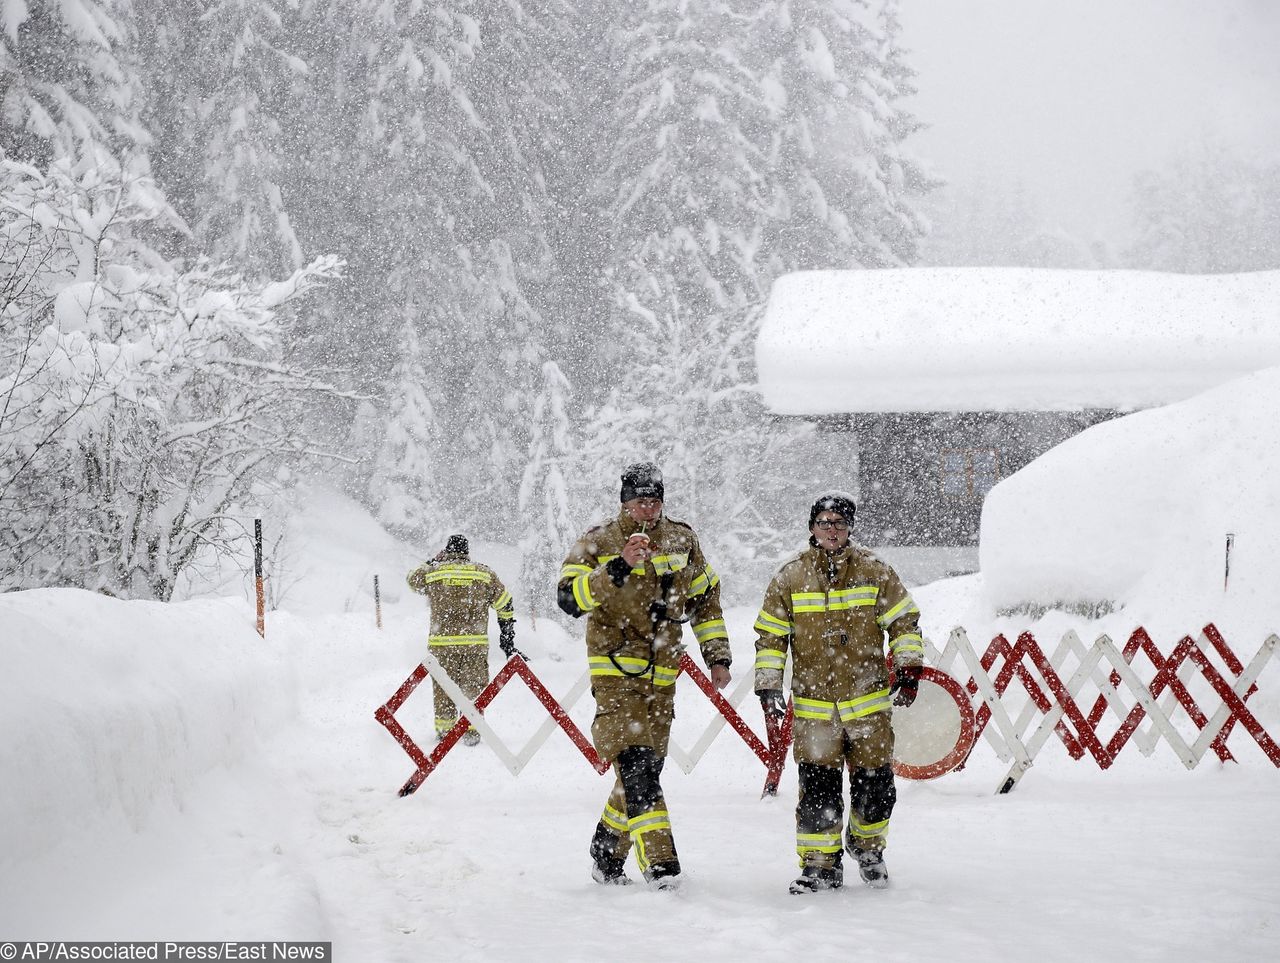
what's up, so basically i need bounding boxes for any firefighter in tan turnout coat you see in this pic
[754,493,925,893]
[558,462,732,890]
[407,534,522,746]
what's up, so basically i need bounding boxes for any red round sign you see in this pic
[891,667,976,780]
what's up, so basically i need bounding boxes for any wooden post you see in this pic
[374,574,383,629]
[254,518,265,637]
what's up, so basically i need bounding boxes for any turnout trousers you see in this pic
[428,643,489,736]
[587,676,679,875]
[793,709,897,866]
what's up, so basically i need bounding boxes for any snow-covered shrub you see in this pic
[1,152,340,598]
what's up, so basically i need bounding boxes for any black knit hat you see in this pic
[443,534,469,557]
[620,462,664,502]
[808,492,856,528]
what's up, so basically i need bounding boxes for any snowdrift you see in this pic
[978,365,1280,636]
[0,590,294,863]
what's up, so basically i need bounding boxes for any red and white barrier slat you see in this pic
[375,623,1277,798]
[927,623,1280,793]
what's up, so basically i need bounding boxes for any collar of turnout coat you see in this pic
[614,506,665,539]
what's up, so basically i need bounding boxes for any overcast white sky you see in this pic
[898,0,1280,240]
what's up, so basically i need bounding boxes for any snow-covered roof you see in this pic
[756,268,1280,414]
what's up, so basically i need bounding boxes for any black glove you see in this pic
[891,664,923,707]
[758,689,787,719]
[605,556,632,586]
[499,621,527,661]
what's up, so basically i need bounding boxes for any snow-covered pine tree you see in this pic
[0,0,149,167]
[368,316,448,543]
[1125,146,1280,273]
[134,0,307,279]
[756,0,930,270]
[570,0,792,579]
[516,360,579,623]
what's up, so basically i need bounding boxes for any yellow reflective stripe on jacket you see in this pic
[572,572,599,611]
[837,688,892,721]
[755,648,787,672]
[794,689,892,722]
[587,655,678,687]
[847,815,890,840]
[754,610,792,636]
[560,562,593,580]
[428,634,489,646]
[796,831,841,854]
[890,632,925,658]
[652,664,680,687]
[688,563,720,598]
[692,617,728,643]
[493,590,514,619]
[828,586,878,609]
[794,697,836,720]
[422,566,492,585]
[878,594,919,628]
[650,553,690,576]
[791,587,878,613]
[601,803,628,834]
[790,592,826,613]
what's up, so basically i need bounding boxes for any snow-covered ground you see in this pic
[4,368,1280,960]
[2,583,1276,962]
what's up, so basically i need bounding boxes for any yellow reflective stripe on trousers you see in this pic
[754,610,792,636]
[629,809,671,836]
[572,572,598,611]
[692,617,727,643]
[793,697,836,720]
[837,688,892,721]
[878,594,919,627]
[754,648,787,672]
[629,808,672,873]
[428,635,489,646]
[848,815,890,840]
[796,832,841,855]
[601,803,628,834]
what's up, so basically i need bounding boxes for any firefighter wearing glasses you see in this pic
[754,492,925,894]
[408,534,522,746]
[558,462,732,890]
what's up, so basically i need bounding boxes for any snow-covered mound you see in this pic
[978,365,1280,636]
[0,590,293,863]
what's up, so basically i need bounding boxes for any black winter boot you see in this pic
[589,825,632,886]
[789,854,844,894]
[848,846,889,888]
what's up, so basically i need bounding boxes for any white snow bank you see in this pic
[757,267,1280,413]
[977,365,1280,637]
[0,589,294,863]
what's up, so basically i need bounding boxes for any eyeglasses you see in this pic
[813,519,849,531]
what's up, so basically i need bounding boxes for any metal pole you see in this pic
[254,518,265,637]
[374,574,382,629]
[1224,533,1235,591]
